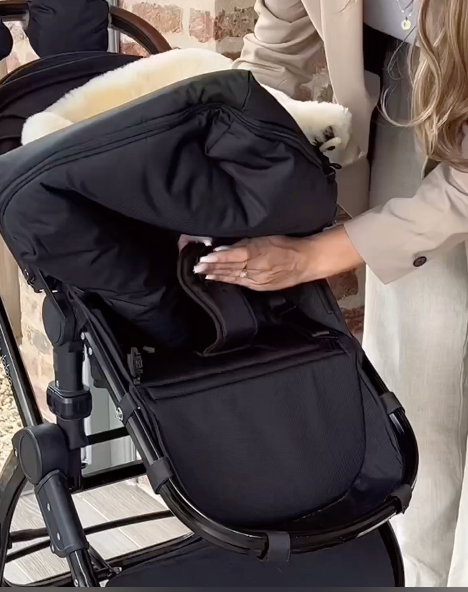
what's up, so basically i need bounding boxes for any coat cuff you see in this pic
[344,162,468,284]
[344,213,417,284]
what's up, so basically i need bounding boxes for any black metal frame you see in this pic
[0,281,417,587]
[0,293,196,587]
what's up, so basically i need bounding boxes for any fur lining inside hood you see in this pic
[22,48,351,162]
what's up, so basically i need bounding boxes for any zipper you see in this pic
[224,107,326,169]
[0,101,330,232]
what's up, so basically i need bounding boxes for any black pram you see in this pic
[0,1,418,587]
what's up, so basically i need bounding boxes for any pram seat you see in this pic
[0,3,418,587]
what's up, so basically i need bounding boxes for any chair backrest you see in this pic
[0,0,171,79]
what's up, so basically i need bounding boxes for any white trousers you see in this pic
[365,250,468,587]
[364,49,468,587]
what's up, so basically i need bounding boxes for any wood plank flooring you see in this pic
[5,481,189,585]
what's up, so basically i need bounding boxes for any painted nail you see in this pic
[214,246,232,252]
[193,265,205,274]
[198,255,218,263]
[205,275,216,281]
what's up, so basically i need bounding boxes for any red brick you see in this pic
[344,306,364,338]
[189,9,214,43]
[120,41,149,57]
[6,52,20,73]
[222,51,241,61]
[21,351,39,380]
[39,359,54,383]
[336,205,351,223]
[317,83,333,103]
[130,3,182,35]
[25,327,51,356]
[297,85,313,102]
[328,270,359,301]
[214,7,256,41]
[310,47,327,74]
[8,23,25,44]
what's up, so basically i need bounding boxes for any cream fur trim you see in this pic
[22,47,351,162]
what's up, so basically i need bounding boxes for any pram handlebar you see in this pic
[0,0,171,55]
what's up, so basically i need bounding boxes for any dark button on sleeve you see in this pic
[413,256,427,268]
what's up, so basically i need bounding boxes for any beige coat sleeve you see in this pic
[345,161,468,284]
[232,0,323,99]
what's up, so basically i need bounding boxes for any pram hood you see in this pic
[0,69,337,346]
[27,0,109,57]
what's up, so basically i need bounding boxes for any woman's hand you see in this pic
[193,226,364,291]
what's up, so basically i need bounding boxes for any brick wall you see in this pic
[1,23,53,416]
[120,0,257,55]
[4,0,363,413]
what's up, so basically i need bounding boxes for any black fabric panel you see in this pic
[0,52,138,155]
[10,189,196,347]
[0,71,336,238]
[289,366,405,531]
[291,282,350,335]
[141,343,366,526]
[26,0,109,57]
[107,530,398,587]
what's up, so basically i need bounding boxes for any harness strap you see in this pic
[178,244,258,355]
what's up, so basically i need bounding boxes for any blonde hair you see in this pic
[405,0,468,169]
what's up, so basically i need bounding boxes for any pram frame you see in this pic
[0,3,418,585]
[0,279,417,587]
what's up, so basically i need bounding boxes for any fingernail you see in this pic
[193,265,205,274]
[203,238,213,246]
[205,275,216,281]
[198,255,218,263]
[214,246,232,252]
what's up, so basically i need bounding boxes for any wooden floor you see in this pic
[5,481,189,585]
